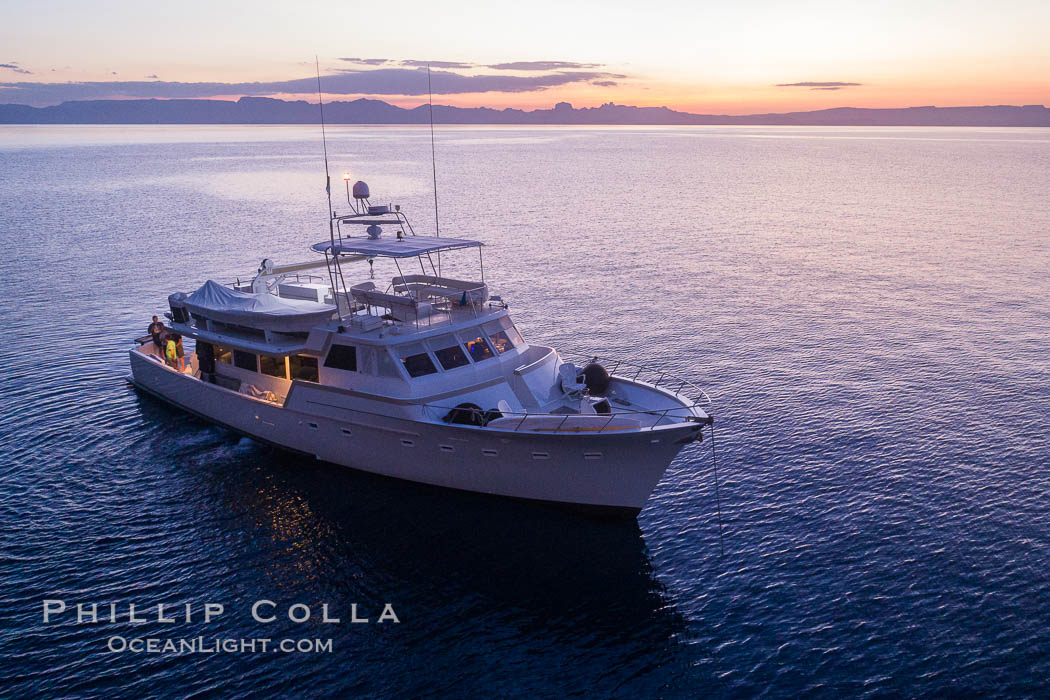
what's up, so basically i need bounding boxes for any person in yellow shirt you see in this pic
[164,335,178,369]
[164,333,186,372]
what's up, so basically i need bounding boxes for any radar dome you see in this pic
[352,181,370,199]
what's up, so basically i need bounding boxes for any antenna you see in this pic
[427,65,440,239]
[316,56,346,320]
[316,56,333,221]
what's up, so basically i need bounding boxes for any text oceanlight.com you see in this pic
[108,636,333,654]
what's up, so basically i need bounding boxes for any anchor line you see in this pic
[710,420,726,557]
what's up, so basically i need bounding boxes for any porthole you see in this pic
[531,451,550,460]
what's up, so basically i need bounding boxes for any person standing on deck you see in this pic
[164,334,178,369]
[173,334,185,372]
[149,316,166,352]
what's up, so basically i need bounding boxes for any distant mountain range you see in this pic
[1,97,1048,126]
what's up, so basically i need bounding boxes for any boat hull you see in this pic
[129,350,699,516]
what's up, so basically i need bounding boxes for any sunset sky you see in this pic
[1,0,1048,113]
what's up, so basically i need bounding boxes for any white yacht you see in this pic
[130,181,712,516]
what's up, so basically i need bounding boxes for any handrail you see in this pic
[419,401,706,434]
[558,350,712,407]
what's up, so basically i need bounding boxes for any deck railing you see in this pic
[420,402,708,434]
[220,271,329,293]
[558,350,712,407]
[420,350,712,434]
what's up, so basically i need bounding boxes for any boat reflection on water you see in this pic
[230,448,684,631]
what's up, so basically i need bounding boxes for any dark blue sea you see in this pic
[1,125,1048,698]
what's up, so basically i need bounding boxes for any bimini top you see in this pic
[311,235,482,259]
[175,280,336,333]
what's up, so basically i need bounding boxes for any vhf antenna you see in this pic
[427,64,440,275]
[316,56,344,316]
[316,56,333,222]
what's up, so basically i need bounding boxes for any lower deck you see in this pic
[128,346,703,511]
[131,339,708,436]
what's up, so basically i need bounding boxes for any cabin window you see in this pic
[289,355,319,382]
[233,350,257,372]
[260,354,287,379]
[324,344,357,372]
[396,342,438,378]
[429,334,471,370]
[214,345,232,365]
[462,334,495,363]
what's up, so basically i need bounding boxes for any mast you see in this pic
[316,57,348,318]
[427,64,440,238]
[427,65,441,276]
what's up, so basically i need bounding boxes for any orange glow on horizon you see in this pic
[253,83,1050,116]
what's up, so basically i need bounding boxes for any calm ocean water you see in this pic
[1,124,1048,697]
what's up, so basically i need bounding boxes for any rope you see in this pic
[711,421,725,556]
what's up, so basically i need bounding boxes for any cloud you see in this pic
[592,80,618,87]
[338,58,391,66]
[146,74,159,79]
[811,86,843,90]
[776,81,861,88]
[398,60,476,69]
[1,62,32,75]
[488,61,603,71]
[0,67,621,105]
[336,58,610,72]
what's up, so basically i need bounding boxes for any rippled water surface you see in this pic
[1,125,1049,697]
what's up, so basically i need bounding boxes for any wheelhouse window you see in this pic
[428,334,470,371]
[397,342,438,378]
[462,334,495,363]
[233,350,257,372]
[260,354,287,379]
[289,355,319,382]
[482,319,523,354]
[480,321,522,356]
[324,344,357,372]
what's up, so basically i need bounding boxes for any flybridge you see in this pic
[311,236,482,258]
